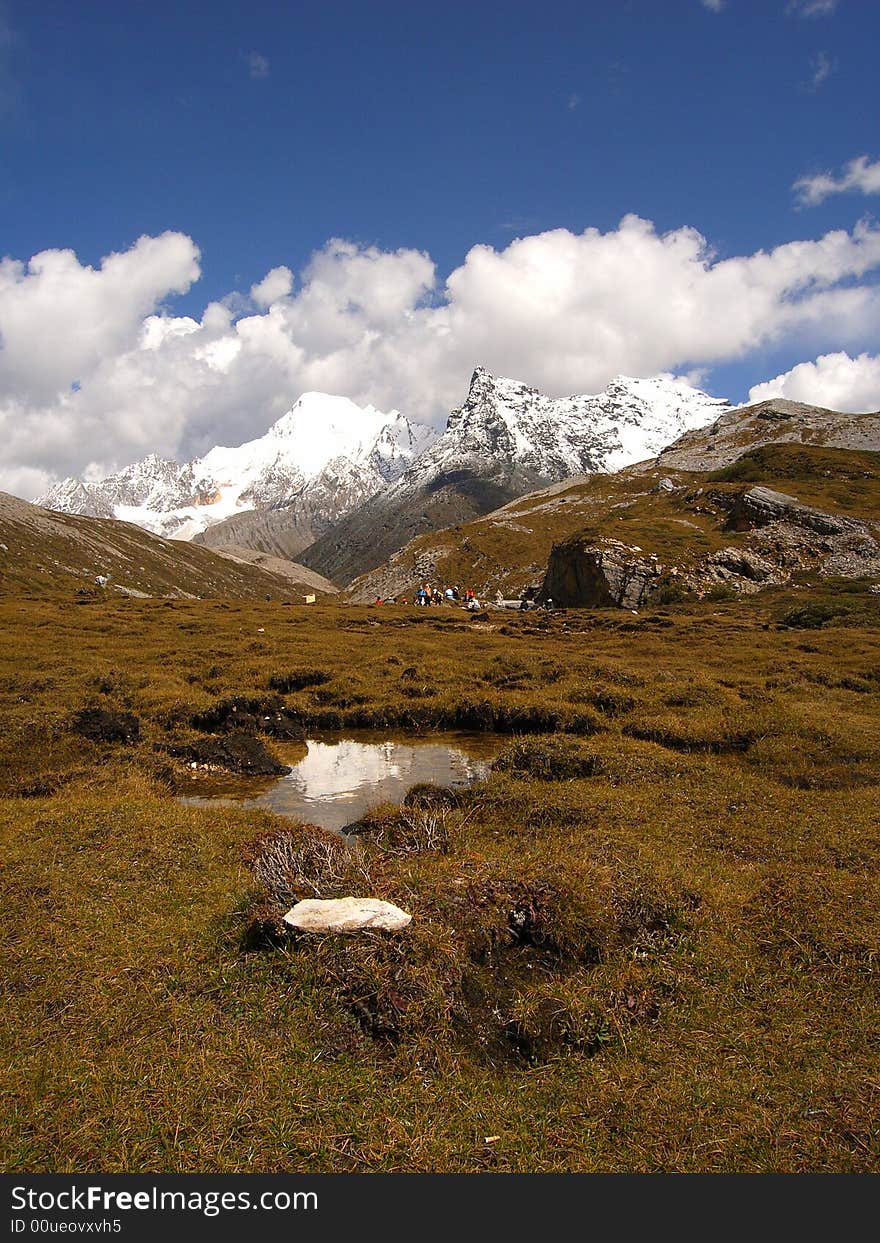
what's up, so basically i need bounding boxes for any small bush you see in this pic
[654,579,691,605]
[706,583,738,602]
[779,603,850,629]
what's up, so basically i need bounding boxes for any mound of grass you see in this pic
[709,442,880,484]
[779,599,877,629]
[267,668,332,693]
[493,738,601,780]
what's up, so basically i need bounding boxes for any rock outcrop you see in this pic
[539,477,880,609]
[541,535,660,609]
[725,487,866,537]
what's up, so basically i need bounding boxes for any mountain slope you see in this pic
[652,397,880,473]
[300,367,730,585]
[0,492,337,600]
[38,394,436,542]
[344,432,880,607]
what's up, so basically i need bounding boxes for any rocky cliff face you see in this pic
[541,537,661,609]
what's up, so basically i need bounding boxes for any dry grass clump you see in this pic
[493,737,602,781]
[568,686,637,716]
[277,850,694,1064]
[504,964,679,1062]
[745,867,880,975]
[244,823,373,907]
[623,708,760,754]
[342,785,479,855]
[267,668,332,692]
[349,801,463,855]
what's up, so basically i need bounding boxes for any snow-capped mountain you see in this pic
[299,367,730,584]
[39,368,729,581]
[401,367,728,484]
[39,394,437,543]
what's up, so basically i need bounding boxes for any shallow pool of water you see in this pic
[177,731,503,832]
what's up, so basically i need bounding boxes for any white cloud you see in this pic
[250,265,293,308]
[567,92,581,110]
[0,231,199,405]
[795,155,880,206]
[701,0,725,12]
[807,49,837,91]
[3,217,880,497]
[246,51,269,79]
[786,0,838,16]
[748,351,880,412]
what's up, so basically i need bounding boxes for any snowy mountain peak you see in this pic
[296,369,733,587]
[420,366,732,485]
[37,391,437,541]
[40,477,114,520]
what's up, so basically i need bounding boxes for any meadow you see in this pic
[1,586,879,1171]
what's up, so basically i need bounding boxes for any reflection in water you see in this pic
[177,732,500,832]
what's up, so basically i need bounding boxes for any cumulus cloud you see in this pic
[795,155,880,206]
[700,0,725,12]
[250,265,294,308]
[0,232,199,403]
[748,351,880,412]
[3,216,880,496]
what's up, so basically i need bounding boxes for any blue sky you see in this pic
[1,0,880,493]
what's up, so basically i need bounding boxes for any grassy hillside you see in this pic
[0,491,335,601]
[348,444,880,602]
[1,585,879,1171]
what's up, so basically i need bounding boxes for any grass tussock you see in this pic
[243,817,693,1068]
[492,737,602,781]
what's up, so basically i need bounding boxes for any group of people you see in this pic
[374,584,483,610]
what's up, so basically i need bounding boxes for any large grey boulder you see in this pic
[726,487,865,537]
[541,535,659,609]
[283,897,412,934]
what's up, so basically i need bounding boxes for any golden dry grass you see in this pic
[1,586,879,1172]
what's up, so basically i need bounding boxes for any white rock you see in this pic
[283,896,412,934]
